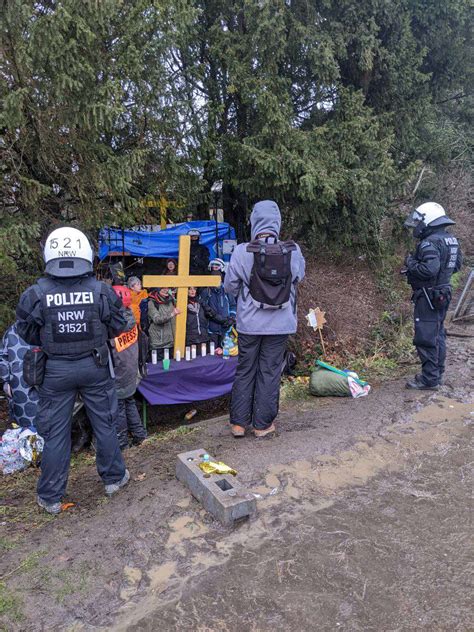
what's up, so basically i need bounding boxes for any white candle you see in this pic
[201,343,207,357]
[151,350,157,364]
[191,345,197,359]
[164,348,169,360]
[185,346,191,361]
[175,350,181,362]
[210,341,215,355]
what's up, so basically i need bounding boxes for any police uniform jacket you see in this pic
[16,275,126,359]
[406,227,462,291]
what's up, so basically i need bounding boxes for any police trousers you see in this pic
[230,333,288,430]
[413,293,450,386]
[35,356,126,503]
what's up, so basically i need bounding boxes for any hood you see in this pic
[250,200,281,240]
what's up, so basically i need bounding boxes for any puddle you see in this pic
[147,560,178,592]
[413,396,473,424]
[120,566,142,601]
[176,496,192,509]
[166,516,209,548]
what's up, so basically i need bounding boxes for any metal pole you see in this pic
[215,194,219,257]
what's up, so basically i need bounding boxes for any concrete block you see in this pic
[176,448,257,527]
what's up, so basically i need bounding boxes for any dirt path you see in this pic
[0,334,472,631]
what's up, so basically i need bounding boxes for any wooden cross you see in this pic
[142,235,220,359]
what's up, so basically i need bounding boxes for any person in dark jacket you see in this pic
[111,286,147,449]
[403,202,462,389]
[188,229,210,275]
[16,227,129,514]
[185,287,228,348]
[201,258,236,346]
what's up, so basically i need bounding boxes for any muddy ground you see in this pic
[0,329,473,631]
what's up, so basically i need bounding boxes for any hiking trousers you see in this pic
[35,356,126,504]
[230,333,288,430]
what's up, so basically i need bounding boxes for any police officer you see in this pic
[403,202,462,390]
[188,229,210,274]
[16,227,129,514]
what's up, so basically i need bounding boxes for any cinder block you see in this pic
[176,448,257,527]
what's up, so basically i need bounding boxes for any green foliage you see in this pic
[1,0,471,331]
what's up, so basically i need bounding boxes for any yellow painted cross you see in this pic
[142,235,220,359]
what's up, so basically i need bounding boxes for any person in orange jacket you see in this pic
[127,276,148,328]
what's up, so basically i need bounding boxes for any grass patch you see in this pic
[0,582,24,623]
[144,425,199,444]
[0,537,17,552]
[0,502,54,529]
[53,564,90,603]
[281,377,311,403]
[70,451,96,468]
[0,551,45,582]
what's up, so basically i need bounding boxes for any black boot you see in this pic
[406,376,438,390]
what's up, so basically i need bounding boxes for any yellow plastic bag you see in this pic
[198,461,237,476]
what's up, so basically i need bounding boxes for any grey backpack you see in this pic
[246,238,297,309]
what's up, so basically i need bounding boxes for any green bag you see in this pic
[309,366,351,397]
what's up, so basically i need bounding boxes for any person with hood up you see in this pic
[127,276,148,329]
[185,286,229,348]
[148,287,181,359]
[403,202,462,389]
[111,286,147,449]
[188,229,210,275]
[224,200,305,438]
[200,258,236,346]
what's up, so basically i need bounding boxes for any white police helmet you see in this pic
[404,202,455,237]
[44,227,93,277]
[208,258,226,272]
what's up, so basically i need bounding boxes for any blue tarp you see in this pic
[98,221,235,261]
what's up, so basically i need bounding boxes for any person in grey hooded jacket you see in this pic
[224,200,305,437]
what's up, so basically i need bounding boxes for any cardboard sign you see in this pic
[114,325,138,352]
[223,239,237,255]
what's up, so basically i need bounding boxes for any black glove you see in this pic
[404,254,416,268]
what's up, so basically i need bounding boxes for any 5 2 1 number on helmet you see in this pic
[48,237,82,249]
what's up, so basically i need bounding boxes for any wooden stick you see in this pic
[318,327,326,357]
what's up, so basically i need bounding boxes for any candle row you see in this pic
[151,341,216,364]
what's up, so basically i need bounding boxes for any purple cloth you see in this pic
[137,355,238,405]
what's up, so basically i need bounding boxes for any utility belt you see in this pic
[23,343,114,387]
[412,284,452,310]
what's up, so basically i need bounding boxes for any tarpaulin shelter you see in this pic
[98,221,236,261]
